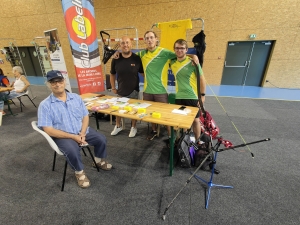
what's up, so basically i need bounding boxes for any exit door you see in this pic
[221,41,273,86]
[18,47,44,77]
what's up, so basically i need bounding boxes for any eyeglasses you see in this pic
[49,79,64,85]
[174,47,187,50]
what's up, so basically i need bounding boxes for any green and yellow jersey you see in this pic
[170,57,203,100]
[137,47,176,94]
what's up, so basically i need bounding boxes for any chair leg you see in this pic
[17,97,24,112]
[20,99,25,107]
[84,146,100,172]
[61,160,68,191]
[26,95,37,108]
[53,147,99,191]
[16,95,36,112]
[5,100,14,115]
[10,99,16,106]
[52,151,57,171]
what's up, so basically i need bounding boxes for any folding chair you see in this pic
[13,90,37,112]
[31,121,99,191]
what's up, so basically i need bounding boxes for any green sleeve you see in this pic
[197,64,204,76]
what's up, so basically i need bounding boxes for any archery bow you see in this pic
[100,31,120,64]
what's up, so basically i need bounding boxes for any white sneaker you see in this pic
[128,127,137,138]
[111,125,122,135]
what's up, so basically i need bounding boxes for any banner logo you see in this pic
[62,0,105,94]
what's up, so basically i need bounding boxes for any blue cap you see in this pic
[46,70,64,81]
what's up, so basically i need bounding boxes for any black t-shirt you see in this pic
[110,53,144,96]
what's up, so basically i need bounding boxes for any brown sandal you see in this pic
[75,171,90,188]
[100,160,112,171]
[92,160,112,171]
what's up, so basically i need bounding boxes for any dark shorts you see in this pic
[119,90,139,99]
[175,99,200,118]
[143,93,168,103]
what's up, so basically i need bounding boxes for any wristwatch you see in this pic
[201,93,205,96]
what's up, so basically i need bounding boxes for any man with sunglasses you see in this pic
[37,70,112,189]
[170,39,206,142]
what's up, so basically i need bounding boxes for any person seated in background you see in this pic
[7,66,30,99]
[0,68,10,87]
[170,39,206,142]
[38,70,112,188]
[0,68,11,115]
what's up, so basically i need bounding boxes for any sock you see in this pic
[75,170,83,174]
[94,157,101,163]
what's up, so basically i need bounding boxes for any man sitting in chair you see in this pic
[38,70,112,189]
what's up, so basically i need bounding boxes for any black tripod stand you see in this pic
[194,137,270,209]
[162,137,270,220]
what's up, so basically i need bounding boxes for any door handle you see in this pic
[224,61,247,68]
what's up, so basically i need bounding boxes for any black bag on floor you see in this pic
[177,132,193,168]
[176,131,213,169]
[194,134,213,169]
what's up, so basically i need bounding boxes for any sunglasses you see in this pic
[49,79,64,85]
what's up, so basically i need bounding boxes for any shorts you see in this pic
[143,93,168,103]
[119,90,139,99]
[175,99,200,118]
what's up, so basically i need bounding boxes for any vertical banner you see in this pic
[44,29,72,92]
[61,0,105,94]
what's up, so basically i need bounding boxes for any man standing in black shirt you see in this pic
[110,36,144,137]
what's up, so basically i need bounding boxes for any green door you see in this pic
[221,41,273,86]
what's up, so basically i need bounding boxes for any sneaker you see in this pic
[129,127,137,138]
[147,130,157,140]
[111,125,122,135]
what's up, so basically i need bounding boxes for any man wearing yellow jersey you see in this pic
[137,31,177,140]
[170,39,206,141]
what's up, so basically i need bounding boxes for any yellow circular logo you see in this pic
[72,16,92,38]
